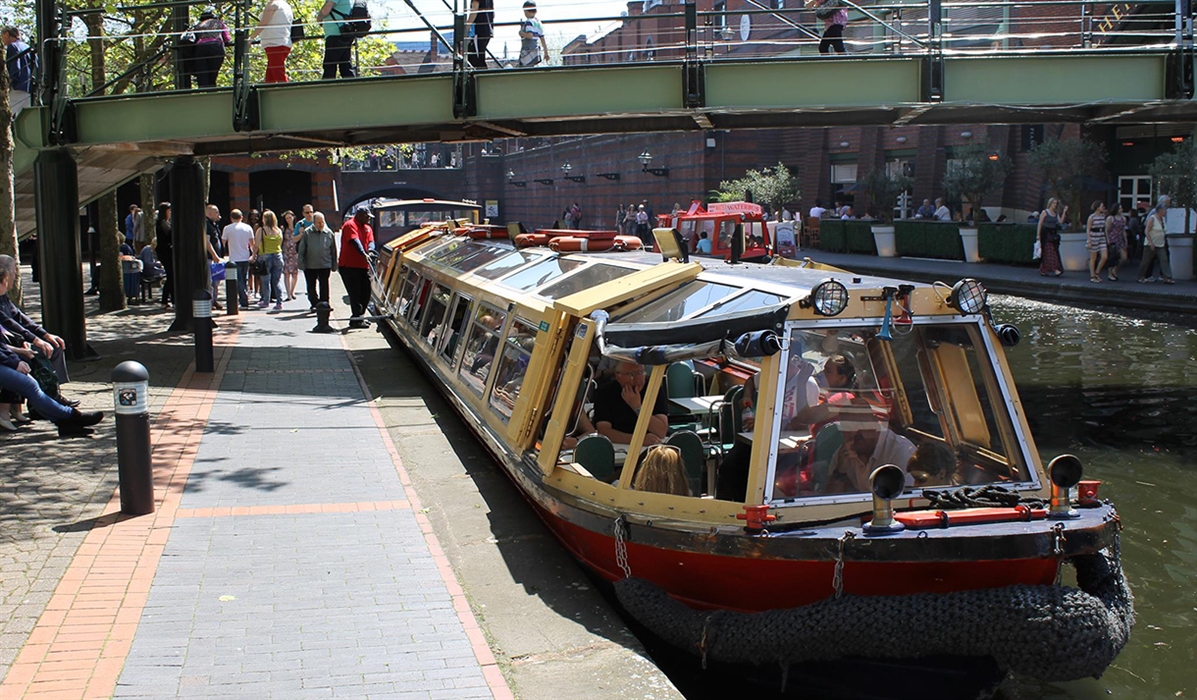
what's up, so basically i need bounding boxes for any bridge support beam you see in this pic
[32,149,87,359]
[168,156,209,333]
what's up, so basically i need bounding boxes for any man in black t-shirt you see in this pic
[592,361,668,446]
[466,0,493,69]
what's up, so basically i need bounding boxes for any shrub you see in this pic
[818,220,878,254]
[978,223,1038,265]
[894,221,964,260]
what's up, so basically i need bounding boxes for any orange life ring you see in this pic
[549,236,617,252]
[467,227,503,240]
[613,236,643,250]
[515,233,552,247]
[534,229,617,240]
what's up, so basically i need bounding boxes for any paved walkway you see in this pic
[1,298,509,699]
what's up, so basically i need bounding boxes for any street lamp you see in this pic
[638,150,669,177]
[506,169,526,188]
[562,162,586,183]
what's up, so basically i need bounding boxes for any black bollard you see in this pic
[193,289,214,373]
[224,262,239,316]
[112,361,154,515]
[312,301,335,333]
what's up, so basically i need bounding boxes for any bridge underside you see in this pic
[14,53,1197,161]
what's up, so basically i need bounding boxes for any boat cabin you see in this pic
[672,200,771,261]
[370,198,482,248]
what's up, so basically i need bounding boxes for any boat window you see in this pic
[473,250,541,280]
[408,277,435,328]
[762,323,1028,503]
[716,220,737,249]
[696,289,786,317]
[424,237,471,262]
[448,245,510,272]
[396,270,421,319]
[433,241,492,269]
[419,284,452,346]
[497,256,584,290]
[459,304,508,397]
[438,293,473,366]
[616,281,739,323]
[488,318,538,423]
[536,263,635,300]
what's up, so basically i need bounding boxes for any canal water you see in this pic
[653,296,1196,700]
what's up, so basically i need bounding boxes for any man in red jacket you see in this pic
[338,206,375,329]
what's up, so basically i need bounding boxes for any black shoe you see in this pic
[348,320,367,329]
[57,409,103,437]
[28,408,43,421]
[56,395,81,408]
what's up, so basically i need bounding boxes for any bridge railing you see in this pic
[30,0,1196,114]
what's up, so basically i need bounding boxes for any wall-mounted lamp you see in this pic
[895,136,908,144]
[961,131,973,139]
[534,178,554,185]
[596,172,621,181]
[561,162,586,183]
[506,170,526,188]
[638,150,669,177]
[1171,136,1186,143]
[838,141,850,148]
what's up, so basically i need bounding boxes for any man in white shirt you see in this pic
[808,199,827,220]
[840,205,854,220]
[933,198,952,221]
[221,209,256,309]
[826,406,915,494]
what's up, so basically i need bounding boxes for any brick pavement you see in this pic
[1,285,510,700]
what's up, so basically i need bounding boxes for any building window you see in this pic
[1119,176,1153,214]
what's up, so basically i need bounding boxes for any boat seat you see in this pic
[665,430,707,496]
[574,434,616,483]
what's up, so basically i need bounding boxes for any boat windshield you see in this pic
[695,289,787,317]
[762,323,1031,502]
[498,256,584,290]
[615,281,739,322]
[535,263,637,300]
[473,250,542,280]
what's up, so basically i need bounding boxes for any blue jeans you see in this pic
[234,261,250,307]
[0,364,73,423]
[259,253,283,304]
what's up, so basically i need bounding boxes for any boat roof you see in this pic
[372,198,481,211]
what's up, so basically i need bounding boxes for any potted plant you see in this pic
[941,143,1010,263]
[1027,136,1108,272]
[1148,139,1197,281]
[858,167,912,257]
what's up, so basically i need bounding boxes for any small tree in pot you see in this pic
[858,167,913,223]
[1026,136,1107,230]
[941,143,1011,224]
[1148,138,1197,234]
[711,162,800,214]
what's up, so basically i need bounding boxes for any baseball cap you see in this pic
[353,204,374,219]
[523,1,537,8]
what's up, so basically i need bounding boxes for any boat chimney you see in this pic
[1048,455,1083,519]
[863,465,906,535]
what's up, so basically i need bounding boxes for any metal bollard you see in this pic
[112,361,154,515]
[193,289,214,373]
[312,301,335,333]
[224,261,239,316]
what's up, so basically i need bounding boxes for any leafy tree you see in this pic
[858,167,912,223]
[941,143,1011,224]
[1148,138,1197,235]
[711,162,799,214]
[1026,136,1107,230]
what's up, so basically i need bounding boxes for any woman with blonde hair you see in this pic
[255,209,285,310]
[632,445,691,497]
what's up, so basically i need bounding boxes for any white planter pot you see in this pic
[872,225,897,257]
[1058,232,1089,272]
[959,227,980,263]
[1166,234,1194,281]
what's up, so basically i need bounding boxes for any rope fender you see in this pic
[613,543,1134,681]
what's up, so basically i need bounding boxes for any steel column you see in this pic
[32,149,87,359]
[168,156,208,332]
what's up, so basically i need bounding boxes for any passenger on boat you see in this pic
[593,361,668,447]
[824,405,915,494]
[632,445,691,497]
[907,441,959,487]
[695,231,712,255]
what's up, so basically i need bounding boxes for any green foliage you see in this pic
[711,162,799,212]
[977,223,1038,265]
[941,143,1011,215]
[894,220,964,260]
[858,168,911,223]
[818,219,877,254]
[1026,136,1107,224]
[1148,139,1197,212]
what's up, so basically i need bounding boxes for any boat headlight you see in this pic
[949,278,987,315]
[863,464,906,535]
[803,278,849,317]
[1048,454,1083,520]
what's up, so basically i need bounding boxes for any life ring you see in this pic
[516,233,552,247]
[467,227,504,240]
[614,236,644,250]
[550,236,616,252]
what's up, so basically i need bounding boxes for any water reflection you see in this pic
[994,296,1196,699]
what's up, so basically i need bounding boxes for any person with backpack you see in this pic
[317,0,357,79]
[251,0,295,83]
[190,6,231,88]
[466,0,494,69]
[2,26,36,114]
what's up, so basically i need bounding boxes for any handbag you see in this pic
[815,0,843,20]
[251,258,268,276]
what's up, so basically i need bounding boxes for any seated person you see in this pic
[695,231,712,255]
[907,441,959,487]
[138,239,166,280]
[632,444,691,497]
[824,404,915,494]
[593,361,668,447]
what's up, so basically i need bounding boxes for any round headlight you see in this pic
[810,279,849,317]
[949,278,987,315]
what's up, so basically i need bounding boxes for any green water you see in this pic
[991,296,1196,700]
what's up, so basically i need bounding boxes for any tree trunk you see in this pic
[88,13,125,311]
[0,50,21,306]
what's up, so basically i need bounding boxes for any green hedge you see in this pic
[977,223,1038,265]
[894,221,964,260]
[818,220,878,255]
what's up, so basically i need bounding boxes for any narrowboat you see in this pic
[369,222,1133,685]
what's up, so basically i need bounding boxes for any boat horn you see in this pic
[877,287,897,341]
[863,464,906,534]
[1048,454,1084,519]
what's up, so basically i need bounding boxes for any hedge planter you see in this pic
[893,221,965,260]
[959,227,981,263]
[818,220,878,255]
[872,225,897,257]
[977,224,1038,265]
[1059,232,1089,272]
